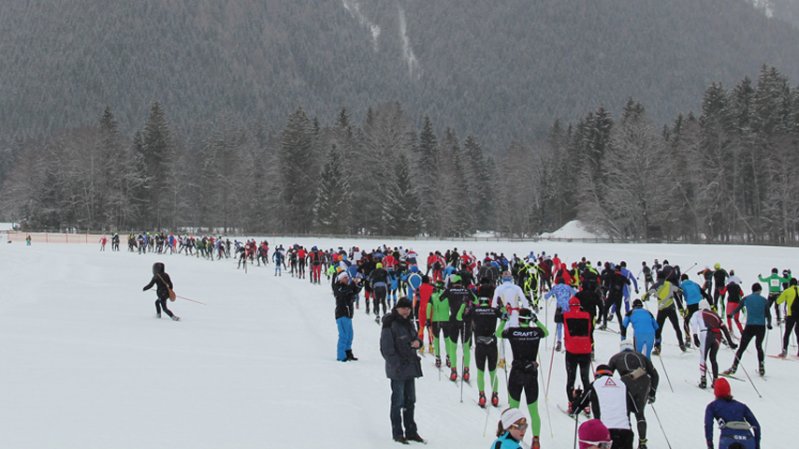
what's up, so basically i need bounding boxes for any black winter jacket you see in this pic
[380,311,423,380]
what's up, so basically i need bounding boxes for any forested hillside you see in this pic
[1,0,799,145]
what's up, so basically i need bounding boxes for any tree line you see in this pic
[2,65,799,244]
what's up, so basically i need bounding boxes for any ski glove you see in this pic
[647,391,656,404]
[693,335,701,347]
[767,323,773,330]
[729,342,738,350]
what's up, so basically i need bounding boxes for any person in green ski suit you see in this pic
[426,281,450,368]
[758,268,790,324]
[496,308,549,449]
[443,274,477,382]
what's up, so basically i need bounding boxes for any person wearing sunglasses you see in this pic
[491,408,528,448]
[579,418,613,449]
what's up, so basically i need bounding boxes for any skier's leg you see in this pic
[159,298,175,318]
[476,344,487,392]
[487,343,498,393]
[565,353,577,404]
[754,326,765,364]
[525,374,541,437]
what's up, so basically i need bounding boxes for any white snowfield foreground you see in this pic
[0,239,795,449]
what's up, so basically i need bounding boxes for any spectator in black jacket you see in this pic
[380,297,424,444]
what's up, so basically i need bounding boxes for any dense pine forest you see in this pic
[2,66,799,244]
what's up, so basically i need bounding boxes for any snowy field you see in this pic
[1,238,797,449]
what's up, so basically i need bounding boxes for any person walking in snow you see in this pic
[574,365,638,449]
[704,378,761,449]
[544,277,575,352]
[758,268,789,324]
[643,271,687,355]
[466,295,502,408]
[607,341,659,449]
[775,277,799,357]
[143,262,179,321]
[563,297,594,416]
[380,297,424,444]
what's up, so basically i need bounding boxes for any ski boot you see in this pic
[491,391,499,407]
[583,406,591,417]
[567,402,574,415]
[405,434,425,444]
[722,365,737,376]
[532,436,541,449]
[449,368,458,382]
[435,356,441,368]
[679,343,687,352]
[156,313,161,319]
[555,340,562,352]
[346,350,358,361]
[462,367,470,382]
[638,438,648,449]
[478,391,487,408]
[446,355,451,368]
[598,323,608,331]
[778,349,788,358]
[699,376,707,389]
[652,346,661,356]
[171,315,180,321]
[375,315,380,324]
[758,361,765,377]
[393,435,408,445]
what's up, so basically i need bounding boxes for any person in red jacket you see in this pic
[563,296,593,414]
[416,275,436,352]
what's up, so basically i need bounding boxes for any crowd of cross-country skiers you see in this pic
[125,235,783,449]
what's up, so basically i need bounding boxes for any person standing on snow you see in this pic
[704,378,761,449]
[333,271,361,362]
[680,273,713,347]
[723,284,771,377]
[607,341,659,449]
[643,271,687,355]
[758,268,789,324]
[690,299,737,388]
[712,263,729,313]
[442,275,476,382]
[496,308,549,449]
[574,365,638,449]
[466,295,502,408]
[380,297,424,445]
[143,262,179,321]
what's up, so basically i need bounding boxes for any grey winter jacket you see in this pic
[380,311,423,380]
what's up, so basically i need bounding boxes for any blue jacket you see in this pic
[704,398,760,446]
[731,293,770,326]
[490,431,522,449]
[680,279,704,306]
[545,283,575,310]
[621,267,638,296]
[623,308,658,335]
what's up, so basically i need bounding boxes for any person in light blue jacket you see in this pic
[622,299,659,358]
[545,278,576,352]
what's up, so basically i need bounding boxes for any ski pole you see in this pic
[736,358,763,398]
[538,353,554,438]
[176,295,206,305]
[460,353,465,403]
[649,403,673,449]
[544,337,556,399]
[572,409,579,449]
[656,353,674,392]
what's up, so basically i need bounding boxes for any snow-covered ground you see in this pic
[1,238,796,449]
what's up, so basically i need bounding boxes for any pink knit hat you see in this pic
[578,419,611,449]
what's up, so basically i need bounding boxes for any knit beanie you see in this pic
[714,377,731,399]
[578,419,611,449]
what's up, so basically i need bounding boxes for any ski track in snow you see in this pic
[397,3,421,80]
[342,0,381,51]
[1,239,797,448]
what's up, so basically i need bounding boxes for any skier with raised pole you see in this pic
[690,299,737,388]
[607,341,659,449]
[496,308,549,449]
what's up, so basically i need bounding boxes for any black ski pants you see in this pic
[655,307,684,347]
[508,363,539,405]
[373,286,388,316]
[155,297,175,318]
[734,325,765,366]
[475,341,498,373]
[565,352,591,404]
[782,315,799,354]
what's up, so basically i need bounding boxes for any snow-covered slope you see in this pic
[0,239,795,448]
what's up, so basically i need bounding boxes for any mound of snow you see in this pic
[540,220,607,240]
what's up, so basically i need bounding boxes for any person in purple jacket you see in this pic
[704,378,761,449]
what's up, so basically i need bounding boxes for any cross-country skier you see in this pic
[142,262,179,321]
[496,308,548,449]
[775,277,799,358]
[574,365,638,449]
[545,277,575,352]
[370,262,389,322]
[712,263,729,313]
[563,297,593,415]
[758,268,789,324]
[704,378,761,449]
[426,281,449,368]
[416,275,435,353]
[443,275,475,382]
[608,341,659,449]
[333,271,361,362]
[690,299,736,388]
[466,295,502,408]
[723,284,771,376]
[621,299,658,359]
[643,271,686,355]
